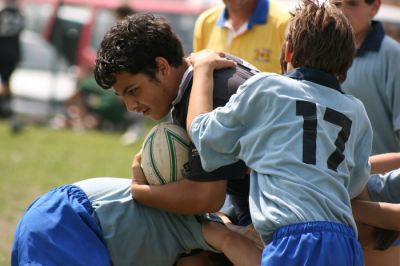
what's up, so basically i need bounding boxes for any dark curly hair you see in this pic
[286,0,355,82]
[94,13,184,89]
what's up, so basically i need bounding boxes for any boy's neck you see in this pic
[355,24,372,49]
[227,1,257,31]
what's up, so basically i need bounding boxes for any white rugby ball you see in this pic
[141,122,191,185]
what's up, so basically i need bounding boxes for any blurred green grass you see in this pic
[0,120,150,265]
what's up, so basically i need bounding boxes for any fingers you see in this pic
[131,151,148,185]
[245,225,264,250]
[132,152,142,168]
[188,50,236,70]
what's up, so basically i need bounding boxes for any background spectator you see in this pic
[335,0,400,155]
[333,0,400,265]
[54,4,144,141]
[0,0,24,118]
[193,0,290,73]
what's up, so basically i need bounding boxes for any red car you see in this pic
[20,0,216,68]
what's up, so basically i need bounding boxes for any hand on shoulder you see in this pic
[188,50,237,73]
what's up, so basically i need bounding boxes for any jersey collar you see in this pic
[172,66,193,106]
[284,67,343,94]
[217,0,269,30]
[357,21,385,57]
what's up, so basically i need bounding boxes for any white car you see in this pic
[10,30,76,122]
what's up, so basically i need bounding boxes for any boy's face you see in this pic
[223,0,252,12]
[333,0,380,38]
[113,72,176,120]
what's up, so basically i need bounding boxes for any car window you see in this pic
[21,2,53,34]
[50,4,91,65]
[90,9,198,56]
[19,31,69,72]
[90,9,117,51]
[160,13,197,55]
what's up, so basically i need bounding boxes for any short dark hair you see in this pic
[286,0,355,82]
[330,0,376,8]
[114,5,134,19]
[94,13,184,89]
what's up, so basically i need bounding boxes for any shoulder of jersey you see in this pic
[225,54,260,75]
[382,35,400,53]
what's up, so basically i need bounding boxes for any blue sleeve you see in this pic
[385,37,400,133]
[189,75,263,172]
[368,168,400,203]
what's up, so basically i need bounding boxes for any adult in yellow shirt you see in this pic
[194,0,290,73]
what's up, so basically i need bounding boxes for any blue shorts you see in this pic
[262,221,364,266]
[12,185,110,266]
[393,239,400,246]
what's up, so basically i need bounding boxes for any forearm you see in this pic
[369,153,400,174]
[352,199,400,231]
[131,179,227,214]
[202,222,261,266]
[186,65,214,131]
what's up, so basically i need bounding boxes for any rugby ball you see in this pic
[141,122,191,185]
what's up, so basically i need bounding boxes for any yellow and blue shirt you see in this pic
[194,0,290,73]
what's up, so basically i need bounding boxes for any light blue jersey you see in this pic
[189,68,372,243]
[74,178,218,266]
[368,168,400,247]
[342,21,400,155]
[12,178,219,266]
[368,169,400,203]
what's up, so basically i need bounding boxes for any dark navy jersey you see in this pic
[171,55,259,220]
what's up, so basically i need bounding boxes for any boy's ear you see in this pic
[155,57,170,77]
[284,41,292,64]
[370,0,381,18]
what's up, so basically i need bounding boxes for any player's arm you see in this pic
[186,50,236,131]
[352,199,400,231]
[132,180,227,214]
[218,212,264,249]
[201,219,262,266]
[131,153,227,213]
[369,153,400,174]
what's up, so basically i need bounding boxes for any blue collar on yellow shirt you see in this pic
[216,0,269,30]
[357,20,385,57]
[285,67,343,94]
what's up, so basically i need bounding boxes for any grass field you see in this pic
[0,120,151,265]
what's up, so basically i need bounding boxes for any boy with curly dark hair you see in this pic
[95,13,261,229]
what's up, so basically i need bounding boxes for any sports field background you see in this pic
[0,120,151,265]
